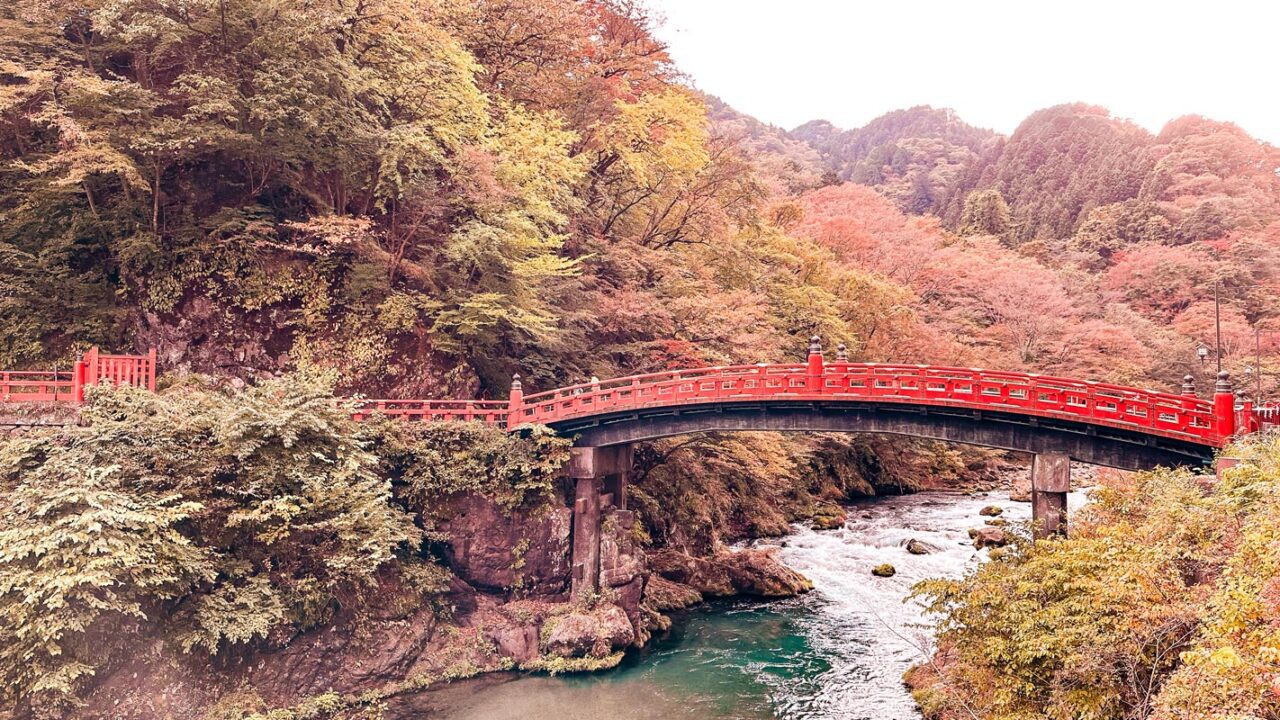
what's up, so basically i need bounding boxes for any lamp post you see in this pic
[1214,279,1223,375]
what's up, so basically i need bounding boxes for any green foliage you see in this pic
[0,465,213,714]
[385,422,571,515]
[0,376,422,712]
[959,189,1012,239]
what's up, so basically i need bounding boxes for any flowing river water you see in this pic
[420,488,1076,720]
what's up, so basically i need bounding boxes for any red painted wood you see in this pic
[361,363,1232,449]
[5,346,1262,451]
[1,347,157,404]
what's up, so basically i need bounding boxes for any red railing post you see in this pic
[1238,397,1256,435]
[807,336,824,393]
[71,361,84,403]
[147,348,157,391]
[1213,371,1236,441]
[508,373,523,428]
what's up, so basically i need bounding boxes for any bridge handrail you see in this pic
[509,362,1222,446]
[518,363,808,405]
[349,398,510,424]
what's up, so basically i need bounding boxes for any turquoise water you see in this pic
[417,489,1074,720]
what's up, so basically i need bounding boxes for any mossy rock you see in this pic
[984,517,1009,527]
[967,528,979,539]
[522,651,625,675]
[871,563,896,577]
[978,505,1003,517]
[811,513,847,530]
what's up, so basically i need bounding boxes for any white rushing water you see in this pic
[760,490,1041,718]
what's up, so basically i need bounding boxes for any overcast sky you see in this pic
[647,0,1280,144]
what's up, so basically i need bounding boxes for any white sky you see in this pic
[647,0,1280,144]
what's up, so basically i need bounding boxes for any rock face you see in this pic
[597,509,648,638]
[1010,471,1033,502]
[647,547,813,598]
[539,604,635,660]
[973,527,1010,548]
[643,575,704,611]
[439,494,572,597]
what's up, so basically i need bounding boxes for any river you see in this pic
[419,489,1069,720]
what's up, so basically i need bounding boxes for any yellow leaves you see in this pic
[604,89,710,185]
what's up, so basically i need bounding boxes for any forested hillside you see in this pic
[787,104,1280,394]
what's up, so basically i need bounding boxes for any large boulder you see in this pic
[973,527,1010,548]
[439,494,572,597]
[539,604,635,660]
[905,538,935,555]
[643,575,703,612]
[871,563,896,577]
[648,547,812,598]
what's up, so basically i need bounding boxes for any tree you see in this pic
[1069,199,1174,268]
[958,189,1012,238]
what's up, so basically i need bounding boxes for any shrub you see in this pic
[0,375,421,712]
[910,436,1280,720]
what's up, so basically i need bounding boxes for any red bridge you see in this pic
[4,340,1277,568]
[355,339,1270,466]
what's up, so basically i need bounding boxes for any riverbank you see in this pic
[410,487,1055,720]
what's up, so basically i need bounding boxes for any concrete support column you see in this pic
[567,445,632,598]
[1031,452,1070,539]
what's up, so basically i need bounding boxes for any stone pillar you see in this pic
[567,445,633,598]
[570,476,603,598]
[1030,452,1069,539]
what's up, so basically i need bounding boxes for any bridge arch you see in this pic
[546,399,1215,472]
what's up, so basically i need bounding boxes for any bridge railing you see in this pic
[510,361,1223,446]
[349,398,510,424]
[1251,404,1280,432]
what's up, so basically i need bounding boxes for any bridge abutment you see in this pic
[1030,452,1069,538]
[568,445,633,597]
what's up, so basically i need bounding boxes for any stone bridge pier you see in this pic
[1030,452,1069,538]
[567,444,634,597]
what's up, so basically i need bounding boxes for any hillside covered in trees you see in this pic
[2,0,1280,718]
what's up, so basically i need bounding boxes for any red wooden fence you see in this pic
[0,347,156,403]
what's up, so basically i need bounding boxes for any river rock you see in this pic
[643,575,703,611]
[812,511,847,530]
[984,517,1009,527]
[647,547,812,598]
[978,505,1003,517]
[905,539,934,555]
[540,604,635,659]
[871,563,896,577]
[973,527,1010,548]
